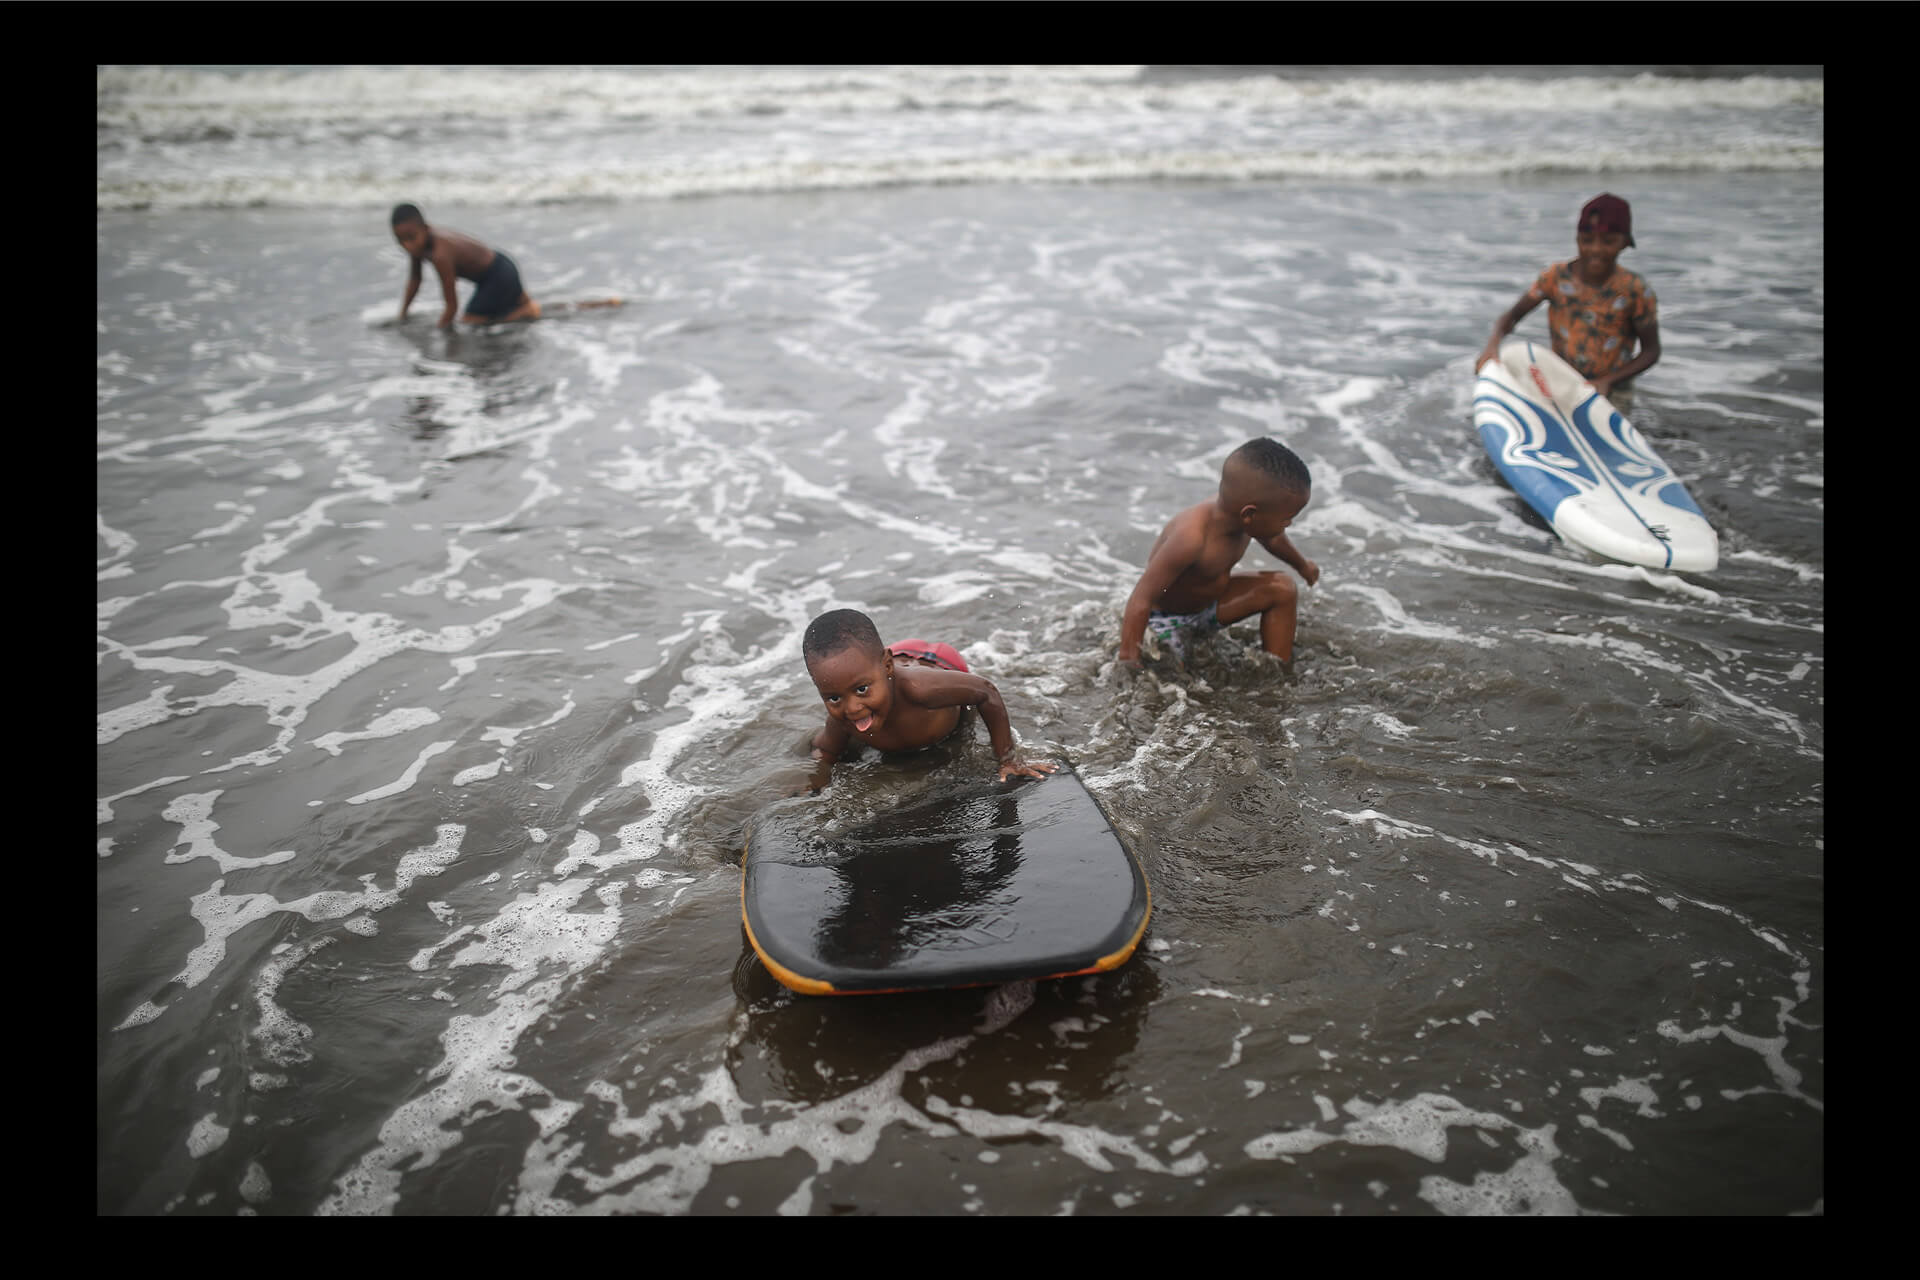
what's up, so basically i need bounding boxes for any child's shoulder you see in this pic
[894,659,976,690]
[1530,260,1575,294]
[1610,264,1653,291]
[1159,498,1215,537]
[1537,260,1653,296]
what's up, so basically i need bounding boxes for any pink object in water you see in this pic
[888,639,968,672]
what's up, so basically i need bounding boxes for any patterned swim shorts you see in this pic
[1146,602,1220,662]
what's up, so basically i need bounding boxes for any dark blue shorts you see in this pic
[464,251,524,318]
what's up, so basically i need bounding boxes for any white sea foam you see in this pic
[162,791,297,873]
[98,564,587,778]
[98,66,1821,210]
[452,759,505,787]
[115,825,467,1032]
[1657,1008,1821,1112]
[250,935,331,1067]
[97,773,191,827]
[98,512,137,564]
[239,1161,272,1204]
[928,1095,1209,1178]
[107,142,1829,213]
[311,707,441,756]
[1341,584,1500,649]
[97,66,1820,133]
[186,1113,230,1158]
[98,81,1821,1215]
[1244,1090,1584,1213]
[344,740,456,805]
[1579,1076,1661,1117]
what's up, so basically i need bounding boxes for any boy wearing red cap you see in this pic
[1476,193,1660,398]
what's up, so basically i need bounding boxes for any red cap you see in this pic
[1579,193,1635,248]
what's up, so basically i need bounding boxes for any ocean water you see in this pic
[97,65,1823,1216]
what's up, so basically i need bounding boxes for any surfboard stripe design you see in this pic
[1473,341,1718,573]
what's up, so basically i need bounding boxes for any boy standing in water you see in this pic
[391,203,541,328]
[1476,193,1661,398]
[803,609,1056,788]
[1118,437,1319,671]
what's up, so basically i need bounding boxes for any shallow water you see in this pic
[98,67,1821,1216]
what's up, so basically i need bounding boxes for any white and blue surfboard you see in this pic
[1473,340,1718,573]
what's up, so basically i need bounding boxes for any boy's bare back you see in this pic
[410,226,495,281]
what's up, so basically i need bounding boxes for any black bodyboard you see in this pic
[741,767,1151,995]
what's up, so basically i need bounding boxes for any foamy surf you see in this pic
[100,70,1820,1216]
[99,65,1822,211]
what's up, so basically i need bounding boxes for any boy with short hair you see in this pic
[1118,437,1319,671]
[1476,192,1661,399]
[803,609,1055,788]
[390,203,541,328]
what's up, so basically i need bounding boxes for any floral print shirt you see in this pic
[1528,261,1658,378]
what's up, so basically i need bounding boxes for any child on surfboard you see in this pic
[802,609,1056,788]
[1117,437,1318,673]
[391,203,544,328]
[1475,192,1661,400]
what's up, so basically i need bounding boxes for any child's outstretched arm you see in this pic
[429,246,460,329]
[907,669,1056,782]
[1259,529,1319,587]
[972,678,1055,782]
[399,256,423,322]
[1476,289,1544,371]
[1117,511,1205,664]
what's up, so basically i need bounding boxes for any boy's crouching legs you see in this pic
[1218,571,1300,663]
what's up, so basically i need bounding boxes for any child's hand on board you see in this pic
[997,756,1058,783]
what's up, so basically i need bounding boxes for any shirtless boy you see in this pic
[803,609,1055,788]
[391,203,541,328]
[1118,437,1318,670]
[1475,192,1660,399]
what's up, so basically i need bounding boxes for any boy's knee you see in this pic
[1263,572,1298,607]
